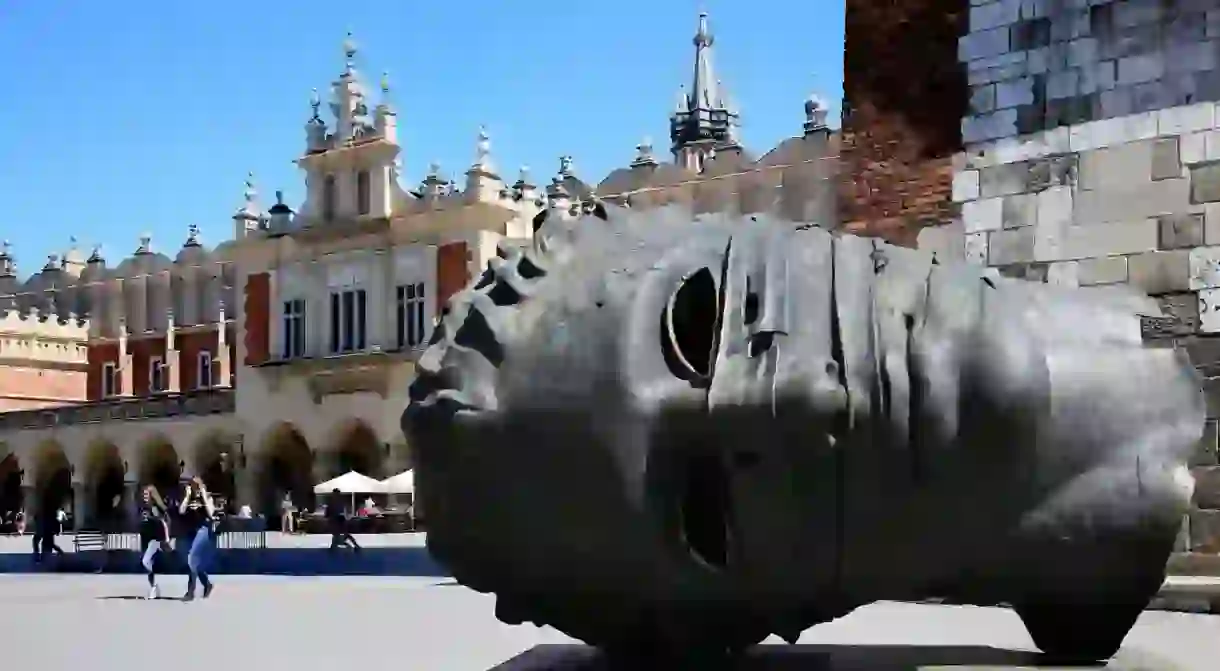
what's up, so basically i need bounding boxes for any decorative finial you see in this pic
[473,125,492,170]
[427,161,441,178]
[137,233,152,254]
[518,165,532,184]
[559,155,574,177]
[695,10,713,45]
[185,223,201,247]
[342,31,357,72]
[673,84,688,115]
[632,137,658,168]
[0,240,10,257]
[380,71,390,95]
[275,190,285,206]
[244,172,256,203]
[804,93,829,133]
[88,244,103,263]
[310,88,322,120]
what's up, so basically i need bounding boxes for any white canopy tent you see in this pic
[313,471,385,494]
[314,471,385,515]
[380,469,415,494]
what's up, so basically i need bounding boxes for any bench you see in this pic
[72,530,107,553]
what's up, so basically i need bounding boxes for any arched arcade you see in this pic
[25,440,74,525]
[194,430,241,512]
[135,434,182,498]
[257,423,314,524]
[83,439,127,528]
[319,419,386,480]
[0,451,22,519]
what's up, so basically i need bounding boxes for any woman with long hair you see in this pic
[138,484,170,599]
[177,477,216,601]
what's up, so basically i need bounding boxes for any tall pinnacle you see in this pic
[691,12,716,111]
[669,11,739,156]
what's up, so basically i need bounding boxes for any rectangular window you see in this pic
[197,351,213,389]
[356,170,371,215]
[395,282,428,349]
[329,288,367,354]
[322,175,337,221]
[101,362,117,398]
[281,298,306,359]
[149,357,167,394]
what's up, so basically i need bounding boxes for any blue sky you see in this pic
[0,1,844,276]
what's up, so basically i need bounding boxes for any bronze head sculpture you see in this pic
[403,204,1203,663]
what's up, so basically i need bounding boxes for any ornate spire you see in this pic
[669,11,740,154]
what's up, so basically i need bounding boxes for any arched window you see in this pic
[322,174,337,221]
[356,170,371,216]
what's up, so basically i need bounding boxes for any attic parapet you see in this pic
[0,306,89,339]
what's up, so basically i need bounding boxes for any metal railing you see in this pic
[67,526,265,552]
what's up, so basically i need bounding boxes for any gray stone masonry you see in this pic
[960,0,1220,144]
[928,100,1220,564]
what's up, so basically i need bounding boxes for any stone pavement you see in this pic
[0,574,1215,671]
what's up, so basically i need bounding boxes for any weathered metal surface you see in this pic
[403,205,1205,662]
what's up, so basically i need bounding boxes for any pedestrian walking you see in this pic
[281,492,296,534]
[178,477,216,601]
[35,497,64,562]
[138,485,170,599]
[327,488,361,553]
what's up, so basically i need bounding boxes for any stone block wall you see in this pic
[944,0,1220,568]
[961,0,1220,144]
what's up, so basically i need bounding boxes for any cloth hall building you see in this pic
[0,13,837,527]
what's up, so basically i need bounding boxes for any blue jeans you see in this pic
[185,526,213,595]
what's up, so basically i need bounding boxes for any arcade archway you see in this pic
[321,419,385,480]
[194,430,240,513]
[135,434,181,497]
[258,423,314,523]
[32,440,72,518]
[0,452,22,520]
[83,440,126,529]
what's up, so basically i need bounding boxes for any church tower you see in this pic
[669,12,741,173]
[296,32,400,225]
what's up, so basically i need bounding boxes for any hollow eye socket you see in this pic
[660,267,719,383]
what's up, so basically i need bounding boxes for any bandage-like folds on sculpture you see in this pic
[403,206,1203,662]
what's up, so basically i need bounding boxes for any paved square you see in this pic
[0,575,1216,670]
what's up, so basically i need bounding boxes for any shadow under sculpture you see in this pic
[402,204,1204,663]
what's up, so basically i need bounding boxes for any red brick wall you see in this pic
[0,365,87,410]
[86,342,119,401]
[243,273,271,366]
[839,0,969,246]
[130,336,166,396]
[177,330,217,391]
[436,241,470,313]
